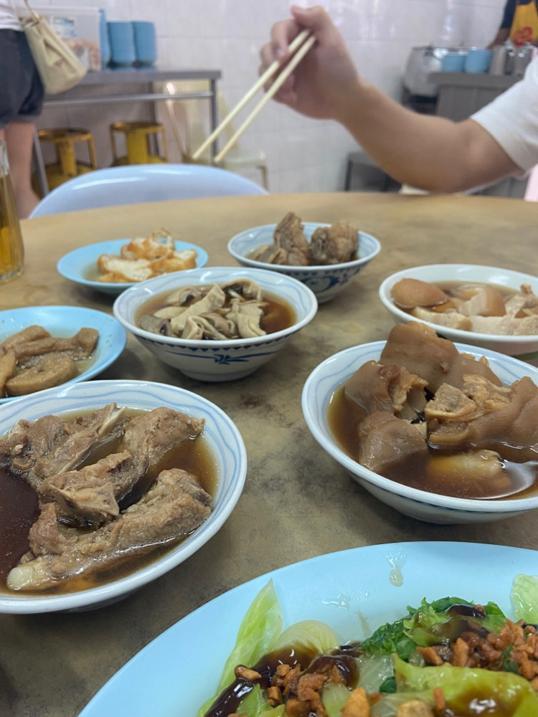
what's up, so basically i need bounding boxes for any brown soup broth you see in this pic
[0,408,217,595]
[328,386,538,500]
[137,288,296,336]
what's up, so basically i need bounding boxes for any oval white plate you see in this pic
[80,541,538,716]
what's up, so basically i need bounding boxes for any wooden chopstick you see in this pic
[191,29,314,162]
[214,33,316,164]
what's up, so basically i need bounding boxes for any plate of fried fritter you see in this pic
[57,229,209,295]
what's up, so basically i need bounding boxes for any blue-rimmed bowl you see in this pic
[0,306,127,404]
[0,379,246,614]
[228,223,381,303]
[57,238,209,295]
[113,267,318,382]
[302,340,538,525]
[379,264,538,359]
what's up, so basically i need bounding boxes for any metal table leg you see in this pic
[33,131,49,196]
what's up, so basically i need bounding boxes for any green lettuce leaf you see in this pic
[482,601,508,633]
[357,654,394,693]
[237,685,270,716]
[363,597,507,660]
[273,620,339,655]
[199,581,282,716]
[512,574,538,624]
[394,656,538,716]
[260,707,285,717]
[361,613,416,660]
[321,683,351,717]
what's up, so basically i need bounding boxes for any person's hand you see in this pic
[259,5,359,122]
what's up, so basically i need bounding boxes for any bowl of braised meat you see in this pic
[302,322,538,524]
[113,266,317,382]
[227,212,381,303]
[0,379,246,613]
[379,264,538,357]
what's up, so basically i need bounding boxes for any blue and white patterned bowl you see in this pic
[228,223,381,303]
[57,238,209,296]
[0,379,247,614]
[113,267,318,382]
[0,306,127,404]
[302,341,538,525]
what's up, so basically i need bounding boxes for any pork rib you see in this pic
[8,469,212,591]
[0,404,126,490]
[41,408,205,525]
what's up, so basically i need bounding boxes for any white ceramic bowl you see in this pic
[0,379,247,614]
[228,223,381,303]
[302,341,538,525]
[379,264,538,358]
[113,267,318,382]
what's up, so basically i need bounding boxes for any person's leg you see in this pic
[4,121,39,218]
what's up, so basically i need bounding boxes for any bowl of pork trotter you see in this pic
[113,266,317,382]
[302,321,538,525]
[228,212,381,303]
[379,264,538,357]
[0,379,246,613]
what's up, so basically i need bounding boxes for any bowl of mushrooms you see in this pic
[113,267,318,382]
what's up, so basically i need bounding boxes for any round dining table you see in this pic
[1,191,537,717]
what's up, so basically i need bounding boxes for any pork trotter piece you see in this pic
[358,411,428,473]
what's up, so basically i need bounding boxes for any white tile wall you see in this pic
[37,0,506,192]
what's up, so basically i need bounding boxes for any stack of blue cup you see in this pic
[106,20,157,68]
[107,21,136,67]
[133,22,157,66]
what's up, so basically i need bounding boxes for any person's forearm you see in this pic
[339,80,479,192]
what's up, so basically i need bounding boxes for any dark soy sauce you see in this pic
[205,644,359,717]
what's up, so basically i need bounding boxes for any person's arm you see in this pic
[339,83,518,192]
[260,6,519,192]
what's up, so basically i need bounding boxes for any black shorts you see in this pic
[0,29,44,129]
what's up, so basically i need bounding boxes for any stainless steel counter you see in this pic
[34,68,222,194]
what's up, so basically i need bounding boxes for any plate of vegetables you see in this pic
[79,541,538,716]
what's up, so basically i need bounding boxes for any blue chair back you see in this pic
[31,164,267,218]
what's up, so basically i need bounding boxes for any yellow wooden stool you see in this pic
[37,128,97,191]
[110,121,169,165]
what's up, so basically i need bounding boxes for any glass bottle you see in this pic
[0,139,24,282]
